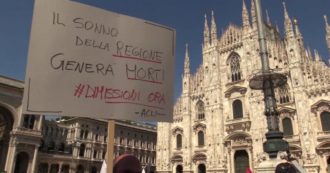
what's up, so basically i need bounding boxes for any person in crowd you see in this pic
[113,154,142,173]
[245,167,252,173]
[275,162,297,173]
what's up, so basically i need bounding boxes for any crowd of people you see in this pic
[102,151,307,173]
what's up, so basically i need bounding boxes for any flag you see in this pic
[100,160,107,173]
[291,160,306,173]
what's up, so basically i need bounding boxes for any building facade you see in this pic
[0,75,43,173]
[37,118,157,173]
[0,75,157,173]
[157,2,330,173]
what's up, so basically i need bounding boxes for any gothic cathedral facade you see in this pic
[157,1,330,173]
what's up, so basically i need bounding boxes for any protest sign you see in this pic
[23,0,175,122]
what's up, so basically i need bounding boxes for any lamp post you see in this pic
[249,0,289,158]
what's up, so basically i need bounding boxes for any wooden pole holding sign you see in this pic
[107,120,115,173]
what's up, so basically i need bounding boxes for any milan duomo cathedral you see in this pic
[157,1,330,173]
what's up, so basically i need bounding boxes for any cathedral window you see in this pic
[176,134,182,149]
[321,112,330,132]
[22,114,35,129]
[198,164,206,173]
[196,101,205,120]
[197,131,204,146]
[229,53,241,82]
[232,100,243,119]
[234,150,249,173]
[277,84,290,104]
[176,165,183,173]
[282,118,293,136]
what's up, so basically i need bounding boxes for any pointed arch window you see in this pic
[176,134,182,149]
[229,54,241,82]
[278,85,290,104]
[233,100,243,119]
[197,131,204,146]
[282,118,293,136]
[321,112,330,132]
[196,101,205,120]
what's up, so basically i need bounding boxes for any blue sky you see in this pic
[0,0,329,100]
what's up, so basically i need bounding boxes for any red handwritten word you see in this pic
[74,84,140,102]
[147,92,165,104]
[126,64,164,84]
[113,54,161,64]
[73,84,166,110]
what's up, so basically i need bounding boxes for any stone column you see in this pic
[31,147,39,173]
[58,163,62,173]
[4,140,16,173]
[247,147,253,169]
[228,147,233,173]
[47,164,51,173]
[38,115,43,131]
[17,105,23,127]
[74,123,79,140]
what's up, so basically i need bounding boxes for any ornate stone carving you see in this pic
[172,127,183,136]
[311,100,330,113]
[192,153,207,163]
[225,117,251,133]
[224,86,247,98]
[193,123,206,133]
[303,153,318,164]
[171,155,183,163]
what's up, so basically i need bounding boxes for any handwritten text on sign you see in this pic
[23,0,175,122]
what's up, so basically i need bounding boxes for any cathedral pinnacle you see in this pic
[266,10,271,26]
[242,0,250,29]
[184,44,190,74]
[324,15,329,31]
[251,0,257,29]
[211,10,218,44]
[204,14,210,46]
[293,19,302,39]
[324,15,330,56]
[283,2,294,38]
[314,49,322,62]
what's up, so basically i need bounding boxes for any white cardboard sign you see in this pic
[23,0,175,122]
